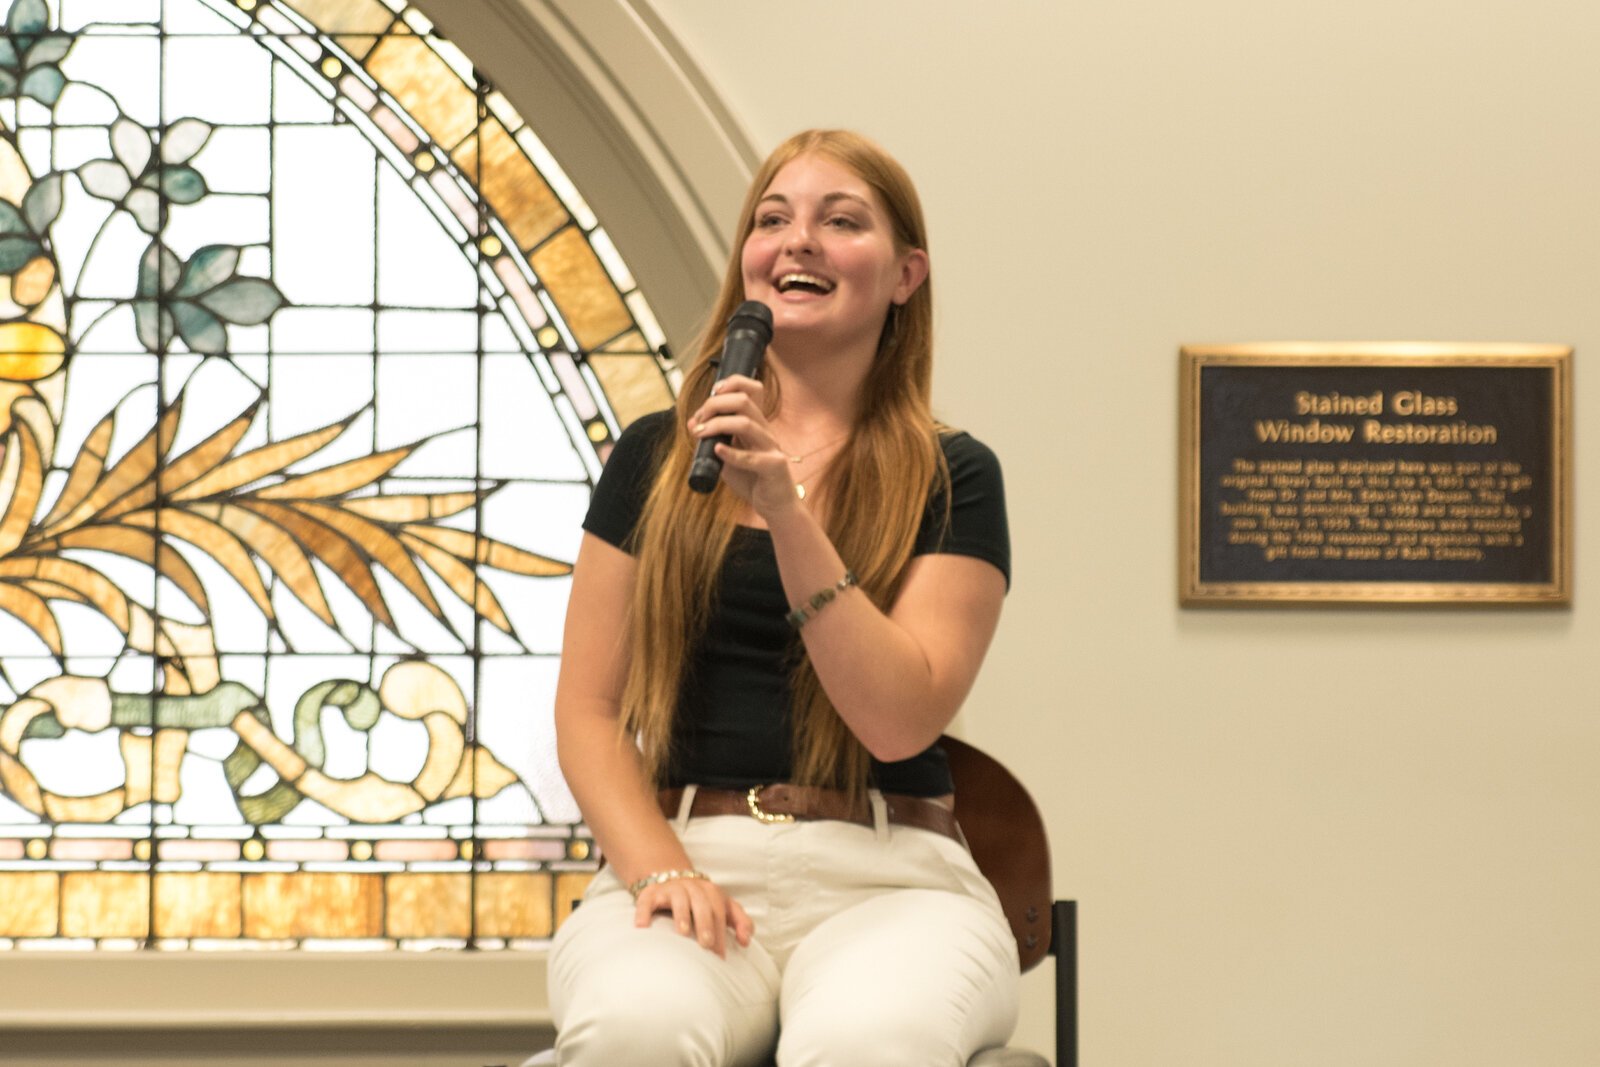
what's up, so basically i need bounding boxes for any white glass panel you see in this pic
[272,127,377,306]
[479,656,577,824]
[374,353,476,450]
[273,60,336,123]
[71,305,139,355]
[478,354,585,481]
[372,569,463,655]
[164,194,271,259]
[268,307,375,353]
[269,580,355,654]
[163,0,240,34]
[64,208,144,301]
[173,740,248,825]
[18,728,125,795]
[59,36,162,126]
[374,310,478,353]
[375,165,477,309]
[169,540,271,653]
[163,36,272,124]
[267,355,375,465]
[191,127,271,194]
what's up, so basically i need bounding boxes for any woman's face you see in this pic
[740,153,926,356]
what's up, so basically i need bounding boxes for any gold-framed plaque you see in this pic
[1180,343,1572,605]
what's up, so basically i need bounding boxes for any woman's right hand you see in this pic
[633,874,754,958]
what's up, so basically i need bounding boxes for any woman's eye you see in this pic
[756,214,785,229]
[826,216,859,230]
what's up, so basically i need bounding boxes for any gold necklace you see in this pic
[781,436,845,500]
[781,435,847,464]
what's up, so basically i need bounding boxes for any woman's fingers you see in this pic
[726,897,754,948]
[633,879,751,958]
[670,887,691,937]
[687,887,724,957]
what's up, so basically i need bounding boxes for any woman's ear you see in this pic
[893,248,930,305]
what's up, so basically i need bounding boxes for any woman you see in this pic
[549,129,1018,1066]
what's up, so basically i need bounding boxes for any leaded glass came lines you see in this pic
[0,0,668,950]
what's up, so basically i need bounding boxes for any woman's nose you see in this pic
[783,220,817,254]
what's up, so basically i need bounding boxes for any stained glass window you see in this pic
[0,0,674,949]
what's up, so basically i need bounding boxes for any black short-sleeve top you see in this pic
[582,409,1009,797]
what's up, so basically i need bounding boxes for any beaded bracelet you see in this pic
[627,868,708,899]
[785,570,857,631]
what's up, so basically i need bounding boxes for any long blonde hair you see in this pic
[620,130,947,805]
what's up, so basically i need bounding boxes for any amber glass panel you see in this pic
[153,873,243,939]
[385,872,470,939]
[61,872,150,939]
[282,0,397,33]
[365,35,477,149]
[334,34,380,61]
[0,873,59,937]
[242,873,383,939]
[598,329,652,354]
[589,354,674,427]
[530,228,633,349]
[473,871,553,939]
[453,119,569,252]
[554,872,593,930]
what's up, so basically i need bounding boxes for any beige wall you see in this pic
[645,1,1600,1063]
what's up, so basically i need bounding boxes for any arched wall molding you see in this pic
[0,2,754,1058]
[416,0,759,355]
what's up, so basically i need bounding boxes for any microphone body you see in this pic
[688,301,773,493]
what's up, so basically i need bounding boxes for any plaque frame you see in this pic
[1179,343,1572,606]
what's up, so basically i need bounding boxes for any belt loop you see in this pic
[673,784,699,833]
[868,789,889,842]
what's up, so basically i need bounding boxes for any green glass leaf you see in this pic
[0,69,16,97]
[175,244,241,298]
[7,0,48,35]
[78,159,131,201]
[20,64,63,105]
[161,118,214,166]
[138,242,181,298]
[0,39,17,68]
[22,172,62,233]
[24,33,71,67]
[173,301,227,354]
[0,199,26,237]
[20,713,65,741]
[133,298,175,352]
[126,187,160,233]
[0,235,41,273]
[196,278,286,326]
[111,117,151,176]
[154,165,207,205]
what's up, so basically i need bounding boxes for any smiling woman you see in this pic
[548,129,1017,1066]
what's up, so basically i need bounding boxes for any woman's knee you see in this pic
[552,912,778,1066]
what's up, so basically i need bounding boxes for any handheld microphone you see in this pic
[688,300,773,493]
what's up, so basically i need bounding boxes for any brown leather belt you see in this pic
[657,784,963,844]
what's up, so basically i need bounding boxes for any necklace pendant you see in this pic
[795,482,807,500]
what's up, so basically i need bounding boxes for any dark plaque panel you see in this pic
[1180,345,1571,605]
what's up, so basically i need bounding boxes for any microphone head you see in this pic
[727,300,773,342]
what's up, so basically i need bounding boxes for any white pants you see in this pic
[548,794,1020,1066]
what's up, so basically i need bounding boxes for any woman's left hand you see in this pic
[690,375,802,519]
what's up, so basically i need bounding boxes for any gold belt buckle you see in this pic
[746,785,794,824]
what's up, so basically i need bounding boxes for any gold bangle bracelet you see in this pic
[627,868,708,899]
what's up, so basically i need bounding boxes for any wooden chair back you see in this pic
[943,734,1054,972]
